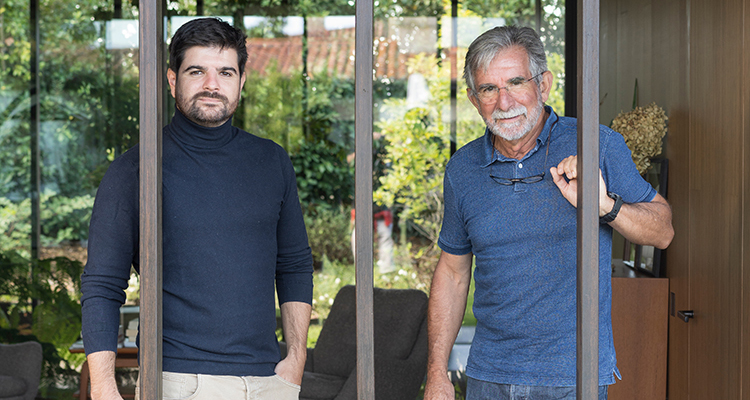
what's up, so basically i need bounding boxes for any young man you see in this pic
[80,18,313,400]
[424,26,674,400]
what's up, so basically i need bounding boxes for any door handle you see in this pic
[677,310,694,323]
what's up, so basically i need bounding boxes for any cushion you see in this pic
[299,371,347,399]
[0,375,27,397]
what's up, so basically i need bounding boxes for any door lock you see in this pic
[677,310,694,323]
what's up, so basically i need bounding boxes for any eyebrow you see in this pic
[183,65,238,75]
[477,75,528,89]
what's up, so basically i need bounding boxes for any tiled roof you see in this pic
[245,20,437,80]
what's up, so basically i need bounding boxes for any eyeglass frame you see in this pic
[471,72,546,105]
[488,120,554,186]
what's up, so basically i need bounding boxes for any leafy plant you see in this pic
[303,204,354,267]
[41,193,94,245]
[376,105,450,245]
[0,250,85,389]
[374,53,481,246]
[292,140,354,207]
[0,193,94,257]
[241,62,305,151]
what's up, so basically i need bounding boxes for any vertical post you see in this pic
[449,0,458,156]
[139,0,164,398]
[565,0,577,117]
[354,0,374,397]
[576,0,600,399]
[29,0,40,279]
[536,0,542,32]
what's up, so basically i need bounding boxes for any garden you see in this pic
[0,0,566,397]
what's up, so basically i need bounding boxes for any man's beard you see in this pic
[485,96,544,142]
[175,87,239,127]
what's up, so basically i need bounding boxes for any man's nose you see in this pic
[203,72,220,91]
[496,87,515,110]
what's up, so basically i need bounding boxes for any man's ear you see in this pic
[240,71,247,92]
[167,68,177,99]
[539,70,554,103]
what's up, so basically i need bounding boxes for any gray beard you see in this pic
[486,97,544,142]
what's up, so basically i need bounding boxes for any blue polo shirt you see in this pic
[438,106,656,386]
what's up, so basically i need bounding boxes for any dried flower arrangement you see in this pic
[610,102,668,174]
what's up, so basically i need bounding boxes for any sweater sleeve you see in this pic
[80,150,139,356]
[274,147,314,305]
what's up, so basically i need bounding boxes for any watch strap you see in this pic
[600,192,623,224]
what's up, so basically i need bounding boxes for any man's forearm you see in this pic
[280,301,312,359]
[423,252,472,400]
[276,301,312,384]
[87,351,124,400]
[426,253,473,378]
[609,194,674,249]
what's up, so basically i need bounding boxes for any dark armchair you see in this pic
[282,285,428,400]
[0,341,43,400]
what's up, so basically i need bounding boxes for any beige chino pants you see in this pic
[135,371,300,400]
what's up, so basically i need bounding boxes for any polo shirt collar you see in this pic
[480,105,558,167]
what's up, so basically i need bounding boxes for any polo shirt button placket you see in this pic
[514,162,526,193]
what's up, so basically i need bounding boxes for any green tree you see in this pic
[375,53,483,245]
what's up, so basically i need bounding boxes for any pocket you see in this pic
[273,374,301,390]
[162,372,201,400]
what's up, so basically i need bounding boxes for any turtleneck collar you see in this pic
[167,108,237,150]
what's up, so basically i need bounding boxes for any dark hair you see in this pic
[464,25,547,92]
[169,18,248,75]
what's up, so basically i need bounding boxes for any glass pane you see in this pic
[0,0,565,396]
[372,1,566,396]
[239,14,358,333]
[2,0,142,395]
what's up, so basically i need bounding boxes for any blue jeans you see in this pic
[466,377,608,400]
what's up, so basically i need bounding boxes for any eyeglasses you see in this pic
[489,127,551,186]
[473,72,545,105]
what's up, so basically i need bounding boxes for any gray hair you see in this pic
[464,26,548,92]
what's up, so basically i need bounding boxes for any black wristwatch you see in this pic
[600,192,623,224]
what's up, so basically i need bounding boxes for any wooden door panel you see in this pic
[688,0,744,398]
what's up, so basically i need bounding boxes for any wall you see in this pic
[600,0,749,398]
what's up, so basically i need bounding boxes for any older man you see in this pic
[424,26,673,400]
[80,18,313,400]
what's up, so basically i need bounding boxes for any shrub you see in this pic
[303,205,353,267]
[292,140,354,207]
[0,250,85,389]
[0,193,94,257]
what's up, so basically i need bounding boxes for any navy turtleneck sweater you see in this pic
[81,109,314,376]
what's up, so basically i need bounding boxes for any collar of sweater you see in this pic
[168,108,237,150]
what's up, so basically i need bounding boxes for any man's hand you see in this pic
[424,371,457,400]
[550,155,674,248]
[274,354,305,385]
[87,351,125,400]
[549,155,613,216]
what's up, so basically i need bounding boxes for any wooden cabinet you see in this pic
[610,261,669,400]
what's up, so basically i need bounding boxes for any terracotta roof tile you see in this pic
[245,21,435,80]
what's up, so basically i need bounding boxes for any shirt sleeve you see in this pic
[438,165,473,255]
[80,151,140,356]
[600,126,658,204]
[274,147,314,306]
